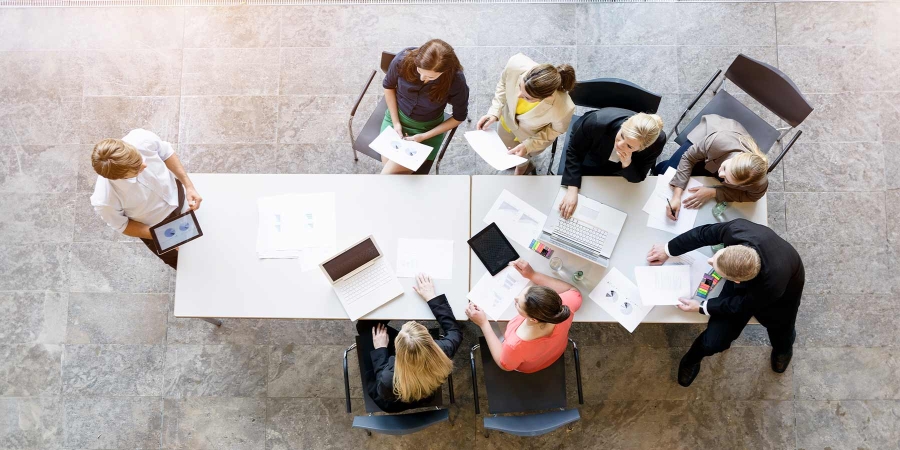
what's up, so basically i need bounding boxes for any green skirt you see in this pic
[380,109,445,161]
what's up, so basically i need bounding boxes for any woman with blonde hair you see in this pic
[356,273,462,412]
[656,114,769,220]
[558,108,665,219]
[477,53,576,175]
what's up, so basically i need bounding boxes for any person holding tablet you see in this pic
[356,273,463,413]
[558,109,665,219]
[655,114,769,220]
[381,39,470,175]
[466,259,581,373]
[90,129,202,270]
[477,54,576,175]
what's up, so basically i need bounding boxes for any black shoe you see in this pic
[771,347,793,373]
[678,354,701,387]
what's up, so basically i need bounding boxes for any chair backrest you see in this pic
[724,54,813,127]
[381,51,396,74]
[478,337,567,414]
[569,78,662,114]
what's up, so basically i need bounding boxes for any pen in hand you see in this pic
[666,197,676,220]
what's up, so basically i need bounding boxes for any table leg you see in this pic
[201,318,223,327]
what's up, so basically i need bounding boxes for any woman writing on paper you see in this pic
[476,54,576,175]
[356,274,463,413]
[466,260,581,373]
[381,39,470,175]
[558,109,666,219]
[655,114,768,220]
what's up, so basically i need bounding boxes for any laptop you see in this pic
[319,236,403,321]
[540,187,628,267]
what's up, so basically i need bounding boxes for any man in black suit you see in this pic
[646,218,804,387]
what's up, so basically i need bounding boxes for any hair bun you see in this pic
[556,64,576,92]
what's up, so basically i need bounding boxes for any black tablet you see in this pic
[468,222,519,276]
[149,209,203,255]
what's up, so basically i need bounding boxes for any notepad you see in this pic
[633,265,692,306]
[643,167,702,235]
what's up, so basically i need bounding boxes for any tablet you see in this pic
[149,209,203,255]
[468,222,519,276]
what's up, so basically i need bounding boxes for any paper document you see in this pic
[395,238,454,279]
[634,265,692,306]
[643,167,702,235]
[467,267,531,320]
[369,127,433,172]
[589,267,652,333]
[483,190,548,249]
[664,250,713,296]
[256,193,336,269]
[464,130,528,170]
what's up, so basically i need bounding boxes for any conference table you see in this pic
[174,174,767,325]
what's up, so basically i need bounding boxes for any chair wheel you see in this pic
[365,429,372,437]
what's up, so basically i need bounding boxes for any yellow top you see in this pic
[500,98,541,135]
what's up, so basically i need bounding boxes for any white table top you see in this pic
[470,175,768,324]
[174,174,472,320]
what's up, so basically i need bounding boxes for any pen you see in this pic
[666,197,676,219]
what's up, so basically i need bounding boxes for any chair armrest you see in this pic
[768,130,801,173]
[547,138,559,175]
[343,343,357,414]
[470,344,481,415]
[569,339,583,405]
[351,70,378,117]
[668,69,722,142]
[434,122,460,175]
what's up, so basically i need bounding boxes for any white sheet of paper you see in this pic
[634,265,692,306]
[256,193,336,260]
[369,127,433,171]
[464,130,528,170]
[664,250,713,296]
[395,238,454,279]
[467,267,531,320]
[589,267,652,333]
[643,167,703,235]
[483,189,548,249]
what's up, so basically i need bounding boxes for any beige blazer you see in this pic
[487,53,575,156]
[670,114,768,203]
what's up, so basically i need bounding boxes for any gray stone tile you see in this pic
[577,3,678,46]
[795,400,900,449]
[268,344,362,398]
[676,3,775,46]
[887,189,900,245]
[0,51,83,102]
[66,293,168,345]
[277,143,380,174]
[793,243,890,295]
[63,396,161,449]
[277,96,370,145]
[476,4,577,47]
[882,93,900,143]
[776,2,878,46]
[700,347,792,401]
[162,397,266,450]
[767,161,784,193]
[164,345,267,398]
[435,143,478,175]
[578,346,698,401]
[0,291,67,344]
[179,144,278,174]
[473,47,577,101]
[73,196,139,243]
[684,400,794,449]
[280,47,379,96]
[876,2,900,47]
[182,48,280,96]
[82,49,182,97]
[569,322,704,348]
[69,242,171,293]
[0,344,61,397]
[0,243,70,291]
[62,344,164,396]
[266,398,368,450]
[796,294,900,348]
[266,319,357,346]
[0,397,63,449]
[0,144,80,193]
[766,192,786,237]
[179,96,278,145]
[779,45,899,94]
[783,142,885,192]
[784,192,885,244]
[168,297,269,345]
[0,99,81,145]
[799,93,882,143]
[79,96,180,145]
[183,5,280,48]
[794,348,900,400]
[577,46,678,95]
[0,193,75,244]
[676,46,777,95]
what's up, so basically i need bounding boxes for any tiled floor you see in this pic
[0,2,898,448]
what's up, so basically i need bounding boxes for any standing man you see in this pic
[646,219,804,387]
[90,129,202,270]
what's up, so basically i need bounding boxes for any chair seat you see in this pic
[484,409,581,437]
[674,89,780,154]
[479,337,568,414]
[352,409,450,435]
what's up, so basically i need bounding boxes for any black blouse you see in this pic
[382,48,470,122]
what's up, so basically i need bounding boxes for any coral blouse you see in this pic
[499,289,583,373]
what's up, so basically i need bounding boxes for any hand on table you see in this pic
[509,259,535,279]
[682,186,716,209]
[465,302,488,327]
[676,297,700,313]
[372,323,389,349]
[412,273,437,301]
[646,243,669,266]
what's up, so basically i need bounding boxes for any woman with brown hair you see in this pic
[356,274,463,412]
[466,259,582,373]
[477,53,576,175]
[381,39,470,174]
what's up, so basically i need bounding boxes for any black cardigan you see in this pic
[367,294,462,413]
[561,108,664,188]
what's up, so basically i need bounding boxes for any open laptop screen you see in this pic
[322,238,380,282]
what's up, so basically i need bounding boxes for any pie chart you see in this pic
[179,222,191,231]
[164,228,176,237]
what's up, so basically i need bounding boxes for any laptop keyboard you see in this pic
[553,217,608,253]
[335,261,393,304]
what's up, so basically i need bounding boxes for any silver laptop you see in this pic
[540,187,628,267]
[319,236,403,321]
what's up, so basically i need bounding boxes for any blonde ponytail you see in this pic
[620,113,665,151]
[392,321,453,403]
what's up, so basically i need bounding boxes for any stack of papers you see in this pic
[664,249,713,295]
[643,167,702,235]
[465,130,528,170]
[483,190,548,249]
[395,238,454,279]
[369,127,433,172]
[589,268,651,333]
[633,265,692,306]
[256,193,336,271]
[467,266,531,320]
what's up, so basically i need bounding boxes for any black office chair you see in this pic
[669,53,814,174]
[348,51,459,175]
[342,328,455,436]
[470,337,584,437]
[548,78,665,175]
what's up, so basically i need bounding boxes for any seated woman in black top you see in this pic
[558,108,665,218]
[355,273,463,413]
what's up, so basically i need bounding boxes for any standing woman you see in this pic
[477,54,576,175]
[381,39,470,174]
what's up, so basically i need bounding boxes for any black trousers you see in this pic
[140,180,184,270]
